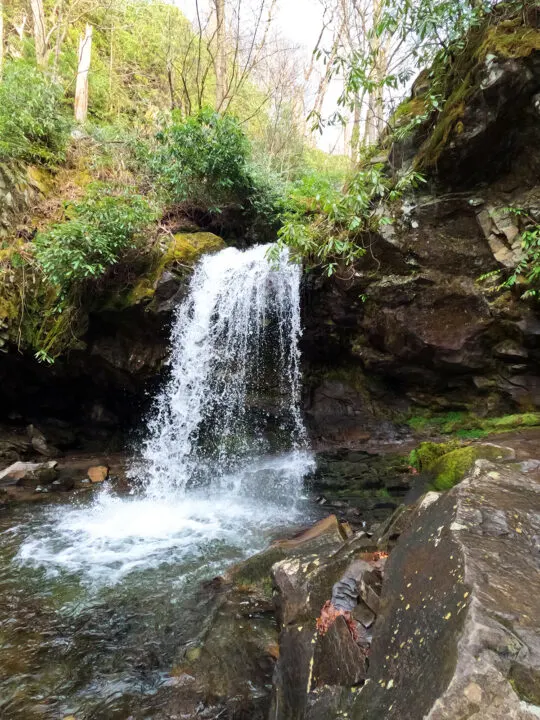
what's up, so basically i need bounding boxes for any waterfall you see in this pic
[137,244,311,501]
[15,243,313,589]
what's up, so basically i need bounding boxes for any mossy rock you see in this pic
[408,440,463,472]
[107,231,226,311]
[485,413,540,431]
[165,232,226,265]
[430,444,514,491]
[411,11,540,170]
[226,546,286,600]
[407,410,540,438]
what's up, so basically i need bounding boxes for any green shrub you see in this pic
[34,184,157,292]
[149,107,283,232]
[0,60,70,164]
[276,163,425,274]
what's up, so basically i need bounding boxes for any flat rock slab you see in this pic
[312,459,540,720]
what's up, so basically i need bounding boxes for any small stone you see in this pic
[185,646,201,662]
[476,208,493,238]
[87,466,109,484]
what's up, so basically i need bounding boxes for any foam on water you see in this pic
[15,245,313,586]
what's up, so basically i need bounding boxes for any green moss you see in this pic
[431,444,514,491]
[165,231,225,265]
[390,97,428,131]
[415,79,471,168]
[486,413,540,430]
[106,231,226,311]
[27,165,52,194]
[413,13,540,171]
[481,20,540,59]
[408,440,462,472]
[0,292,19,323]
[228,546,285,600]
[408,410,469,434]
[407,410,540,438]
[455,428,489,440]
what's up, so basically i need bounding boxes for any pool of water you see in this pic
[0,467,310,719]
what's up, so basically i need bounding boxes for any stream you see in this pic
[0,244,315,718]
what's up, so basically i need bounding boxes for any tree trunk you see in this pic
[350,94,362,160]
[74,24,93,124]
[30,0,47,66]
[0,0,4,76]
[108,22,114,114]
[364,0,386,147]
[214,0,227,110]
[52,0,65,82]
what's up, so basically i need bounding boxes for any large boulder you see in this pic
[297,460,540,720]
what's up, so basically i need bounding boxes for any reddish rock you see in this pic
[87,465,109,483]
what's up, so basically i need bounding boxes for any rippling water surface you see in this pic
[0,244,314,718]
[0,464,310,720]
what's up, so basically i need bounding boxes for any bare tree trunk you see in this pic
[312,17,345,120]
[0,0,4,76]
[107,22,114,113]
[52,0,65,82]
[30,0,47,65]
[350,95,362,160]
[14,14,27,42]
[74,24,93,124]
[363,0,386,146]
[214,0,227,110]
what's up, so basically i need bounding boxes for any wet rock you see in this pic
[307,450,410,526]
[494,340,529,360]
[0,460,58,487]
[313,616,368,687]
[270,531,385,719]
[152,516,354,720]
[27,424,60,457]
[87,465,109,483]
[301,459,540,720]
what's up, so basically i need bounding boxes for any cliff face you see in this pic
[1,10,540,449]
[302,8,540,444]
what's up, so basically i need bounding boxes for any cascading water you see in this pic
[0,243,314,717]
[138,243,310,500]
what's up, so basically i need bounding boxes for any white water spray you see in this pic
[15,244,313,585]
[137,243,310,500]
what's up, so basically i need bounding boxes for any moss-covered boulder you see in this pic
[392,6,540,186]
[411,441,516,491]
[108,231,226,311]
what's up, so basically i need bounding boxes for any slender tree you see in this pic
[0,0,4,75]
[30,0,47,65]
[74,23,93,123]
[214,0,227,109]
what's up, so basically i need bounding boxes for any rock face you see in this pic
[269,458,540,720]
[303,13,540,442]
[0,232,224,447]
